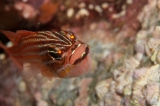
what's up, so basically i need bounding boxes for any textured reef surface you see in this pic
[0,0,160,106]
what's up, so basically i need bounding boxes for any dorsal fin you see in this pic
[0,30,21,45]
[16,30,36,36]
[0,30,36,46]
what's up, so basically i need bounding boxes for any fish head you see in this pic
[56,40,92,78]
[46,31,91,78]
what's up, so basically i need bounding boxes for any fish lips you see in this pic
[65,42,92,77]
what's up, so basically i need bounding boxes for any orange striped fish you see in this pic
[0,30,91,80]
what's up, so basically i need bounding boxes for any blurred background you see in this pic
[0,0,160,106]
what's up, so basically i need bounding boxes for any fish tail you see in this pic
[0,42,23,70]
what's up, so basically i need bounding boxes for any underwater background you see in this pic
[0,0,160,106]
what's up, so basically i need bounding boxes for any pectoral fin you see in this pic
[22,61,55,80]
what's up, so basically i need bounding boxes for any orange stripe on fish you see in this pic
[0,30,91,80]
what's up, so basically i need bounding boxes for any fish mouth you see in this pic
[73,45,89,65]
[69,42,90,65]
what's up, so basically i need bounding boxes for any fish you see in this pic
[0,30,91,80]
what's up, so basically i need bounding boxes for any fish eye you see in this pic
[66,33,75,40]
[61,31,76,40]
[57,50,62,54]
[48,47,62,60]
[70,34,75,39]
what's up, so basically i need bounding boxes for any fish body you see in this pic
[0,30,91,79]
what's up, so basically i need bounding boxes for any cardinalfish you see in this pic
[0,30,91,80]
